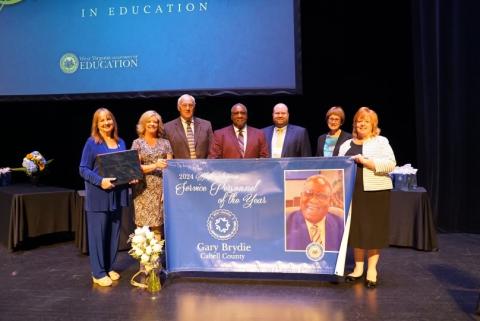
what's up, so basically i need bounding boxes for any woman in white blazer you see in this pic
[338,107,396,289]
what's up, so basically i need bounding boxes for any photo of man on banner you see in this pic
[285,170,345,252]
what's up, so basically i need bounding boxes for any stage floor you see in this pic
[0,234,479,321]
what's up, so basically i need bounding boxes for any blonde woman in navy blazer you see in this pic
[338,107,396,289]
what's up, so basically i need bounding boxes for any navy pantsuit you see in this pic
[79,137,130,278]
[86,210,122,278]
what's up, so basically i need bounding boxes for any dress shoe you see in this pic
[344,273,364,283]
[365,279,377,289]
[108,271,120,281]
[92,276,112,287]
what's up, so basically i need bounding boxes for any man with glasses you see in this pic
[286,174,344,251]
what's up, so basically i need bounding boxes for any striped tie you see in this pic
[311,224,322,244]
[186,120,196,159]
[238,129,245,158]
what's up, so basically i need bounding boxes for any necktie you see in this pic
[238,129,245,158]
[186,121,196,159]
[311,224,322,244]
[272,127,284,158]
[275,127,284,149]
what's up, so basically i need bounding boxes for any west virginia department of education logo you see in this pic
[305,242,325,261]
[59,53,79,74]
[207,209,239,241]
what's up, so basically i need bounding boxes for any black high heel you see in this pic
[344,273,364,283]
[365,279,378,289]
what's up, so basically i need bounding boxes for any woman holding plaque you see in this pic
[338,107,396,289]
[79,107,131,287]
[132,110,173,240]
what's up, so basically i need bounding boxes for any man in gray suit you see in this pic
[262,103,312,158]
[164,94,213,159]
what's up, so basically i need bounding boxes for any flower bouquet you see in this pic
[128,226,165,292]
[10,151,53,185]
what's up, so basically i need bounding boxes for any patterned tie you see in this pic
[310,224,322,244]
[238,128,245,158]
[186,120,196,159]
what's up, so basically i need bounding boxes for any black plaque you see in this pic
[96,150,143,185]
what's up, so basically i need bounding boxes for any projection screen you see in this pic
[0,0,301,100]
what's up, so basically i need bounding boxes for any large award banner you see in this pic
[163,157,355,276]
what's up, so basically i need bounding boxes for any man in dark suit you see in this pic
[164,94,213,159]
[208,103,269,159]
[262,103,311,158]
[286,174,344,252]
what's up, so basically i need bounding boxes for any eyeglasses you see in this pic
[302,190,330,201]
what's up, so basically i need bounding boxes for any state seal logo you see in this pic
[207,209,239,241]
[305,242,325,261]
[59,53,79,74]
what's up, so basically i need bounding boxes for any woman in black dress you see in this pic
[338,107,396,289]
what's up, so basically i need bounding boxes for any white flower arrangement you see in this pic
[127,226,164,272]
[0,167,12,186]
[0,167,11,175]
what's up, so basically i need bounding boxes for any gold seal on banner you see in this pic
[306,242,325,261]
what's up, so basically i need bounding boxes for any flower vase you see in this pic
[0,172,11,186]
[147,268,161,293]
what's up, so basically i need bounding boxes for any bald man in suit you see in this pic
[208,103,269,159]
[263,103,312,158]
[164,94,213,159]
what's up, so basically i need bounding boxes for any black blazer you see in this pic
[316,130,352,156]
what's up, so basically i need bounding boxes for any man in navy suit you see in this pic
[286,174,344,252]
[262,103,312,158]
[208,103,269,159]
[164,94,213,159]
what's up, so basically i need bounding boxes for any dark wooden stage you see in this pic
[0,234,479,321]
